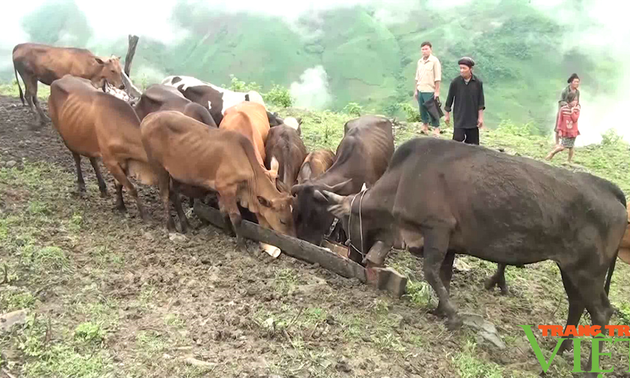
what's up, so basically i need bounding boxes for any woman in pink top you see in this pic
[546,92,580,163]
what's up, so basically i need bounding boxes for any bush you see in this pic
[601,128,623,146]
[399,103,421,123]
[343,102,363,117]
[228,74,261,92]
[264,84,293,108]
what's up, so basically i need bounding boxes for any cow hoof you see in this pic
[99,191,109,198]
[429,307,448,319]
[446,316,463,331]
[114,204,127,213]
[558,339,573,354]
[483,277,496,291]
[499,285,509,295]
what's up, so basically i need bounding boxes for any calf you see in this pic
[13,43,123,125]
[264,125,307,192]
[139,110,295,239]
[291,115,394,246]
[48,75,155,217]
[297,149,336,184]
[134,84,216,127]
[323,137,627,373]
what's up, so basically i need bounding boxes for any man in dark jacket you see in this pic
[444,57,486,145]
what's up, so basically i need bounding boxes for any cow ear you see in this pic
[323,191,351,218]
[296,117,303,125]
[290,184,305,196]
[298,163,311,183]
[95,57,105,65]
[258,196,272,208]
[313,189,328,203]
[276,180,290,194]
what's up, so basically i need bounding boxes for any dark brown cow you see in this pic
[264,125,307,192]
[620,208,630,263]
[134,84,216,127]
[13,43,124,125]
[323,137,627,373]
[48,75,155,217]
[291,115,394,246]
[297,149,336,184]
[139,110,295,239]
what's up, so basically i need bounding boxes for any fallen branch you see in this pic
[184,357,216,369]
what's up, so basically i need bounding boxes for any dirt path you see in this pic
[1,95,629,378]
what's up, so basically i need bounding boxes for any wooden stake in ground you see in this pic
[124,35,139,77]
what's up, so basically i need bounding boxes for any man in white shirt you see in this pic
[414,41,442,136]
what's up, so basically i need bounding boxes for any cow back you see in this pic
[264,126,307,187]
[221,102,270,166]
[297,149,336,184]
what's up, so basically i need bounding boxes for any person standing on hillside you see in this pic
[414,41,442,136]
[554,73,580,145]
[444,57,486,145]
[546,92,580,162]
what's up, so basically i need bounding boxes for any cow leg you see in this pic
[107,162,146,220]
[484,263,509,295]
[557,267,585,354]
[72,153,86,197]
[170,181,190,233]
[25,78,46,126]
[155,170,175,232]
[114,182,126,212]
[431,249,456,318]
[422,228,461,329]
[565,266,613,376]
[89,158,108,197]
[217,188,243,244]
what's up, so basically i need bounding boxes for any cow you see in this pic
[48,75,155,217]
[297,149,336,184]
[264,125,307,193]
[291,115,394,247]
[134,84,216,127]
[220,102,272,177]
[620,209,630,263]
[322,137,627,374]
[161,75,273,125]
[13,43,124,126]
[139,110,295,241]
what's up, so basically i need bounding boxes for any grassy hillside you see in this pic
[0,0,622,133]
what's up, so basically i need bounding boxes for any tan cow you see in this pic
[297,149,336,184]
[48,75,155,217]
[220,102,271,174]
[139,110,295,240]
[13,43,124,125]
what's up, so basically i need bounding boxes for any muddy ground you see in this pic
[1,95,629,378]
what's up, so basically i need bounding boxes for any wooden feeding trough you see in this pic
[193,202,408,297]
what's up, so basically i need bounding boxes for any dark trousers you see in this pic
[453,128,479,145]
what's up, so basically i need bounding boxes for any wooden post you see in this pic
[124,35,140,77]
[193,202,366,282]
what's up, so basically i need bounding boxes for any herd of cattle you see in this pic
[9,42,630,371]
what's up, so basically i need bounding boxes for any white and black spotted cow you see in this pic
[162,75,286,127]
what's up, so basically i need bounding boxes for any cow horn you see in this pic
[325,178,352,193]
[321,190,345,205]
[314,189,328,203]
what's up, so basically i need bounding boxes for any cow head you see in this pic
[257,194,296,237]
[291,179,352,246]
[94,55,124,90]
[322,189,391,260]
[283,117,302,136]
[267,111,284,127]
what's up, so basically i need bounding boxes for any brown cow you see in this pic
[48,75,155,217]
[220,102,275,181]
[134,84,216,127]
[139,110,295,239]
[13,43,124,126]
[297,149,336,184]
[264,125,307,192]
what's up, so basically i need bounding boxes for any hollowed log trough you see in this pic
[193,202,407,297]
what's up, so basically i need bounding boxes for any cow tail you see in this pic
[14,65,24,105]
[604,249,618,295]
